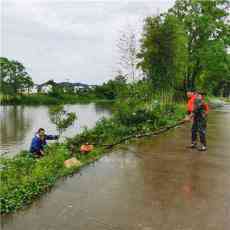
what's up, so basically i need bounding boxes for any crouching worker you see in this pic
[30,128,59,157]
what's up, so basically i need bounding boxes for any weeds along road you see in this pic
[2,105,230,230]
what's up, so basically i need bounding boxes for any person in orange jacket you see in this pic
[186,90,209,151]
[187,91,197,115]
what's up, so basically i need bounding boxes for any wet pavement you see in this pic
[1,106,230,230]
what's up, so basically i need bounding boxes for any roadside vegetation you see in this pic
[0,94,93,105]
[0,92,185,214]
[0,0,229,214]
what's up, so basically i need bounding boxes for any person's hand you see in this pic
[202,112,208,118]
[184,115,191,122]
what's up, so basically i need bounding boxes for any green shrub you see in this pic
[0,145,70,213]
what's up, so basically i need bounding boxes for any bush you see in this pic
[0,94,110,105]
[0,145,70,213]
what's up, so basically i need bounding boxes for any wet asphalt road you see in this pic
[1,106,230,230]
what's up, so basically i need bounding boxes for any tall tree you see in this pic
[0,57,12,95]
[117,27,139,81]
[169,0,230,90]
[137,15,188,91]
[0,57,34,95]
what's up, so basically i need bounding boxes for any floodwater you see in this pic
[0,103,111,156]
[1,105,230,230]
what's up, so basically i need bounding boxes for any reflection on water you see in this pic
[0,106,32,154]
[0,103,111,156]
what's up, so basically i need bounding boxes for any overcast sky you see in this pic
[1,0,175,85]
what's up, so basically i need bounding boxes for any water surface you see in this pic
[0,103,111,156]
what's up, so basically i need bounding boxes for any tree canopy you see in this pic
[137,0,230,96]
[0,57,34,95]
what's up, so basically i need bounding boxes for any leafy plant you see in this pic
[49,104,77,136]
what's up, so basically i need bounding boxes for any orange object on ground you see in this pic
[80,144,94,154]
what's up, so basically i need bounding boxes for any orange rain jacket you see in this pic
[187,94,196,114]
[187,94,209,114]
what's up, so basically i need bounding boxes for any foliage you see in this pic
[0,57,34,96]
[48,105,77,136]
[68,96,185,159]
[168,0,230,91]
[0,94,106,105]
[47,83,65,99]
[0,145,70,213]
[197,43,230,96]
[138,15,188,92]
[137,0,230,97]
[94,76,128,100]
[0,88,186,214]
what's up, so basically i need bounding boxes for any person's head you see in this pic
[37,128,46,140]
[197,91,206,99]
[186,90,195,99]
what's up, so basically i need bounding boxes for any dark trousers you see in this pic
[32,150,43,158]
[191,114,207,146]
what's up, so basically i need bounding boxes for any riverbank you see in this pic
[0,101,185,214]
[0,94,113,105]
[2,105,230,230]
[0,103,112,156]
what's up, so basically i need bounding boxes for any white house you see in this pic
[39,84,53,94]
[30,85,39,94]
[73,85,86,93]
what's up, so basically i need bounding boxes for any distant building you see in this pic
[38,82,54,94]
[30,85,39,94]
[72,83,90,93]
[88,85,97,90]
[37,81,93,94]
[18,84,38,95]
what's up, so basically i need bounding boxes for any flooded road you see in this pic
[1,106,230,230]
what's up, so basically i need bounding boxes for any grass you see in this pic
[0,94,114,105]
[0,100,186,214]
[0,145,105,213]
[222,97,230,103]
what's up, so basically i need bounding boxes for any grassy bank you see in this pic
[0,99,186,214]
[0,94,112,105]
[222,97,230,103]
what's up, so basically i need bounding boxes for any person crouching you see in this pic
[30,128,59,157]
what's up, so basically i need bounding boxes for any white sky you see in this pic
[1,0,175,85]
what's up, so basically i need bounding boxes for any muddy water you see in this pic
[1,106,230,230]
[0,103,111,156]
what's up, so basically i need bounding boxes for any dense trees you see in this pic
[94,75,128,100]
[137,0,230,96]
[0,57,34,95]
[170,0,230,93]
[138,15,188,91]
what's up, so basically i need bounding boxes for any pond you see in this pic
[0,103,111,156]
